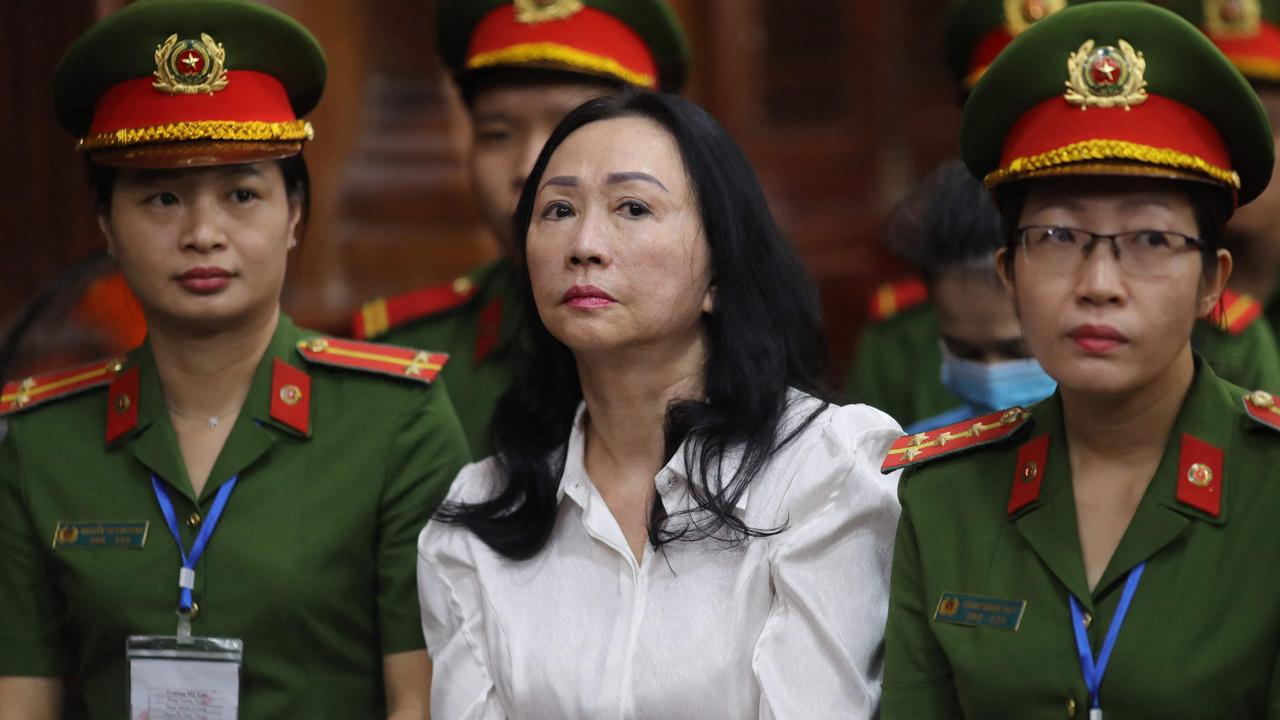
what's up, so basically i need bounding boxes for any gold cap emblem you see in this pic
[1004,0,1067,35]
[1065,39,1148,110]
[154,33,229,95]
[1206,0,1262,38]
[514,0,585,24]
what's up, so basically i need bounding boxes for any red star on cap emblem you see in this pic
[1090,57,1119,85]
[176,48,206,76]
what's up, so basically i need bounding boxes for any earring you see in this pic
[287,238,297,250]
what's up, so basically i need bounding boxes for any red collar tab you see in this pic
[0,357,124,417]
[1176,432,1224,518]
[270,359,312,437]
[466,4,659,89]
[881,407,1031,474]
[296,337,450,384]
[105,365,140,445]
[474,296,505,363]
[867,277,929,322]
[1008,433,1050,516]
[352,276,479,340]
[1207,288,1261,335]
[1243,389,1280,431]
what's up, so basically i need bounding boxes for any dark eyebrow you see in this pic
[607,171,668,192]
[542,176,579,191]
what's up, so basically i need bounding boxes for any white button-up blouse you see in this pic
[418,394,903,719]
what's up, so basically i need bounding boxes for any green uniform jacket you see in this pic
[0,315,470,719]
[882,361,1280,719]
[1192,316,1280,393]
[357,260,521,458]
[846,304,962,429]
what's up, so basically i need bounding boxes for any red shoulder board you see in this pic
[1208,289,1261,336]
[881,407,1031,474]
[0,357,124,416]
[1243,389,1280,431]
[867,277,929,322]
[296,337,449,384]
[352,276,479,340]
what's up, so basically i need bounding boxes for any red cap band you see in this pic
[967,27,1016,88]
[990,94,1237,190]
[466,4,658,88]
[89,70,297,136]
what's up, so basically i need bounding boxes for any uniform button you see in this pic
[187,512,202,528]
[1066,697,1076,717]
[1081,611,1092,630]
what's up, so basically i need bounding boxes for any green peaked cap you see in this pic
[435,0,690,93]
[961,1,1274,204]
[54,0,327,137]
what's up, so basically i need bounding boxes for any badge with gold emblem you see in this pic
[1064,39,1148,110]
[514,0,585,25]
[153,32,229,95]
[1004,0,1067,36]
[1206,0,1262,37]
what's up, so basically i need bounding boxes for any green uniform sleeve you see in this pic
[881,498,963,718]
[376,380,471,656]
[0,424,72,675]
[1193,320,1280,392]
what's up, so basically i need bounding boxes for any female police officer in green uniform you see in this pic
[881,3,1280,717]
[0,1,469,717]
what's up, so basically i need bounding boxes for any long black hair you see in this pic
[435,89,831,560]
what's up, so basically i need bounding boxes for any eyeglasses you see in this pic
[1015,225,1206,278]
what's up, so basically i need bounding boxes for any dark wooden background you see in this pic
[0,0,960,383]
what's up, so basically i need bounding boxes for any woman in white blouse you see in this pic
[418,89,903,718]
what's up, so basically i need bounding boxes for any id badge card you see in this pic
[127,635,243,720]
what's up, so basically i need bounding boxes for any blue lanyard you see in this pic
[151,474,238,614]
[1069,562,1145,718]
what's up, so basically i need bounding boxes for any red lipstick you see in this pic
[562,285,617,309]
[176,266,233,294]
[1068,324,1129,354]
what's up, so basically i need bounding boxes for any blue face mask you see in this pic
[939,344,1057,413]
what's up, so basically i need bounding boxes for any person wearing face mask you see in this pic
[351,0,690,458]
[0,2,470,717]
[889,161,1057,433]
[881,3,1280,717]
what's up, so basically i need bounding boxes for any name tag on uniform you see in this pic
[52,521,149,549]
[933,591,1026,631]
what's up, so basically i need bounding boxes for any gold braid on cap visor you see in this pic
[78,119,314,152]
[467,42,656,88]
[983,139,1241,189]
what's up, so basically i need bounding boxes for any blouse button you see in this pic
[1066,697,1076,717]
[665,475,681,490]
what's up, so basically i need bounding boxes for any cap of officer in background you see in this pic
[53,0,326,168]
[961,0,1274,206]
[1161,0,1280,84]
[946,0,1076,90]
[435,0,690,93]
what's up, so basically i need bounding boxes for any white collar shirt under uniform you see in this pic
[418,394,903,719]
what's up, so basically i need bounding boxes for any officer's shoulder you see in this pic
[352,274,482,340]
[865,277,930,323]
[295,336,449,388]
[1205,289,1264,337]
[880,406,1031,475]
[1239,389,1280,434]
[0,356,124,417]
